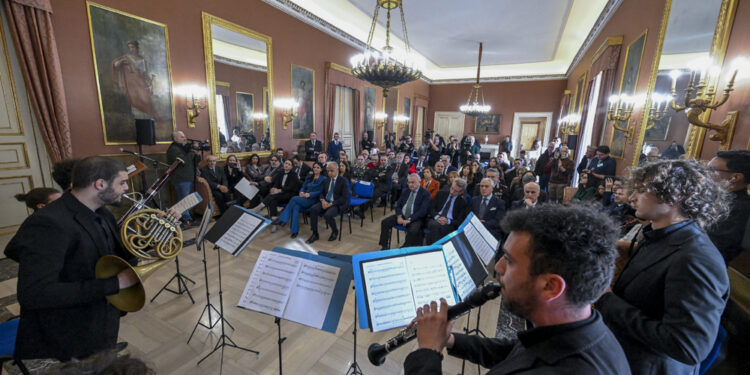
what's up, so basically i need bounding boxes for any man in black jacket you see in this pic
[469,178,505,240]
[379,174,431,249]
[13,156,140,362]
[166,130,197,223]
[263,159,301,218]
[200,154,231,214]
[304,132,322,161]
[307,162,349,243]
[292,155,311,182]
[425,179,468,244]
[707,150,750,263]
[405,205,630,374]
[596,160,730,374]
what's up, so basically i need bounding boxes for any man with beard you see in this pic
[405,205,630,374]
[166,130,197,224]
[13,156,141,363]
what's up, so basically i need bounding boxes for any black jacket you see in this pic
[305,139,322,161]
[270,170,301,194]
[223,165,244,188]
[470,195,505,239]
[200,165,229,192]
[404,310,630,374]
[166,142,197,183]
[294,162,312,182]
[708,189,750,263]
[597,221,729,375]
[429,190,468,225]
[320,175,349,209]
[14,193,134,360]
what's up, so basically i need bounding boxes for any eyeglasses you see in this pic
[708,167,733,174]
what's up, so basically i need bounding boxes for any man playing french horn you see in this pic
[12,156,143,365]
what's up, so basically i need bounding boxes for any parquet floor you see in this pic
[120,206,503,374]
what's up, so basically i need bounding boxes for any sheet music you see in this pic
[238,251,301,316]
[126,164,137,174]
[215,212,263,253]
[361,257,415,332]
[283,261,340,329]
[464,219,496,265]
[169,192,202,215]
[404,252,457,308]
[442,242,476,300]
[235,178,259,200]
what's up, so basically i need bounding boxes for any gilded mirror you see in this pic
[635,0,737,165]
[202,12,274,160]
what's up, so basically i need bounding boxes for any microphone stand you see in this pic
[345,285,364,375]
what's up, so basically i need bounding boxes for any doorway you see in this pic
[511,112,553,158]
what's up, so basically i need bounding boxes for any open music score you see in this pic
[463,214,498,265]
[126,161,147,178]
[238,249,350,333]
[234,177,260,201]
[169,192,202,215]
[205,205,271,256]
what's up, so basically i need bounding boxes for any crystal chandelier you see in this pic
[459,42,491,117]
[350,0,422,97]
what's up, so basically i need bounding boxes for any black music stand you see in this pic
[345,285,364,375]
[197,245,258,373]
[188,203,233,343]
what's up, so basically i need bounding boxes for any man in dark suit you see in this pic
[425,178,469,244]
[327,132,344,161]
[707,150,750,263]
[406,205,630,374]
[307,162,349,243]
[385,153,410,204]
[292,155,312,182]
[577,146,596,176]
[596,160,730,374]
[470,178,505,240]
[200,154,231,214]
[433,161,450,189]
[511,182,541,210]
[534,142,555,191]
[305,132,322,161]
[13,156,140,361]
[263,159,301,218]
[378,174,431,249]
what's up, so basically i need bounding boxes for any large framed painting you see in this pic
[475,114,501,134]
[364,86,376,133]
[571,71,588,114]
[291,64,314,140]
[402,97,411,137]
[236,92,254,133]
[610,29,647,158]
[87,2,175,145]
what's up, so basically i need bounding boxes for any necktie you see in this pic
[327,179,335,202]
[403,191,416,219]
[479,197,489,218]
[439,196,455,218]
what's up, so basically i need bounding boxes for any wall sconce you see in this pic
[669,59,740,149]
[374,112,388,130]
[644,93,671,130]
[394,114,410,133]
[558,114,580,136]
[607,94,643,143]
[176,85,207,128]
[274,98,298,129]
[252,112,268,129]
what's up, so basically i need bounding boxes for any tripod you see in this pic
[150,255,196,304]
[188,234,233,344]
[345,286,363,375]
[198,246,258,373]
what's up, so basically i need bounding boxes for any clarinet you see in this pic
[367,282,502,366]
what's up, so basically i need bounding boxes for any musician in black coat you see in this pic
[425,179,469,245]
[13,157,140,361]
[469,178,506,240]
[307,162,349,243]
[305,132,323,161]
[200,155,231,214]
[262,160,301,217]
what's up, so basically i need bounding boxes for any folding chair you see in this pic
[349,181,375,226]
[0,318,31,375]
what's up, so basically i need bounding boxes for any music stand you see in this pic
[188,203,233,343]
[150,234,196,304]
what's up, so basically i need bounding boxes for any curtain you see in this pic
[333,85,354,159]
[4,0,72,162]
[324,66,361,147]
[588,44,622,148]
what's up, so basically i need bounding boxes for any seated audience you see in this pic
[307,162,349,244]
[596,159,730,374]
[371,155,391,207]
[511,182,541,210]
[378,174,431,249]
[571,173,596,203]
[425,178,469,244]
[351,154,369,182]
[200,154,231,214]
[470,178,506,239]
[433,161,450,188]
[224,154,245,204]
[244,153,263,182]
[262,159,301,219]
[273,162,326,238]
[420,166,440,199]
[292,155,311,181]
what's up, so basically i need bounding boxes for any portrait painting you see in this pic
[87,2,174,145]
[610,129,626,158]
[572,71,587,113]
[291,64,314,139]
[620,30,647,95]
[364,86,376,132]
[402,97,411,137]
[475,114,501,134]
[236,92,254,133]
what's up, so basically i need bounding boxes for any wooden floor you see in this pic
[123,206,502,375]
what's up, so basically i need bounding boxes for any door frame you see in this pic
[511,112,553,158]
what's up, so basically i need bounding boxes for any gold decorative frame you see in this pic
[609,29,648,159]
[202,12,274,160]
[0,142,31,170]
[216,80,230,87]
[0,13,25,136]
[291,64,315,140]
[570,71,588,117]
[87,1,176,145]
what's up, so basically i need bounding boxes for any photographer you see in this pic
[166,131,198,224]
[427,135,442,167]
[398,135,415,158]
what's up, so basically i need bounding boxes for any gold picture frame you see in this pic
[610,29,648,159]
[291,64,315,140]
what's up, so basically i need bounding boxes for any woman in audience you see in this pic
[244,153,263,182]
[508,167,528,194]
[420,166,440,199]
[384,133,397,151]
[471,160,484,180]
[273,162,326,238]
[460,164,476,195]
[14,187,61,212]
[486,157,499,172]
[571,173,596,203]
[339,160,352,181]
[224,154,245,205]
[447,138,461,167]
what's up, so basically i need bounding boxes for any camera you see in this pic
[191,140,211,151]
[228,162,238,168]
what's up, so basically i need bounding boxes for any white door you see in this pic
[333,85,354,160]
[414,106,425,147]
[0,7,53,253]
[433,111,465,140]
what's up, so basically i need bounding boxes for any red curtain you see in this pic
[4,0,72,162]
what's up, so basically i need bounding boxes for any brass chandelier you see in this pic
[350,0,422,97]
[460,42,491,117]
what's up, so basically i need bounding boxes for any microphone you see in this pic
[119,148,139,156]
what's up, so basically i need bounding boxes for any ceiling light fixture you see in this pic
[350,0,422,98]
[460,42,491,117]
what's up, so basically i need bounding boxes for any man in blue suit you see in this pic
[307,162,349,243]
[327,132,343,161]
[378,173,431,249]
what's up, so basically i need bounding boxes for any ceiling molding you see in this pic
[430,74,568,85]
[591,35,624,63]
[565,0,624,77]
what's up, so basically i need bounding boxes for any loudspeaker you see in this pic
[135,119,156,145]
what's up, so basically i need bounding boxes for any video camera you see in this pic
[187,138,211,151]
